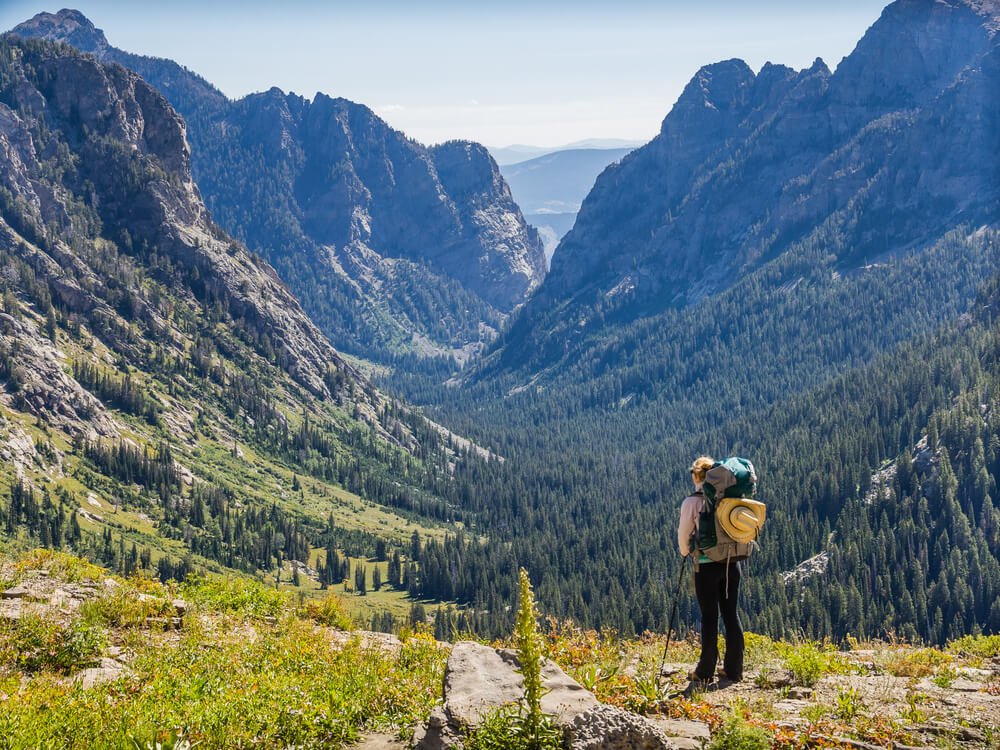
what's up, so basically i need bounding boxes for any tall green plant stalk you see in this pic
[515,567,546,749]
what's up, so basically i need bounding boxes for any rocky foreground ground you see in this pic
[350,638,999,750]
[1,554,998,749]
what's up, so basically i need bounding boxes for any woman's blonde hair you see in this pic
[690,456,715,484]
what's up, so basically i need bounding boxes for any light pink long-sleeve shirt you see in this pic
[677,493,704,557]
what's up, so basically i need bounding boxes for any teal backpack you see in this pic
[696,457,759,561]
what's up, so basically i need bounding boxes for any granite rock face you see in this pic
[0,311,116,438]
[12,10,546,365]
[492,0,1000,373]
[0,36,401,440]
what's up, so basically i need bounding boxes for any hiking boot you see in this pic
[717,668,742,683]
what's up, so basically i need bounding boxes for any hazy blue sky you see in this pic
[0,1,889,147]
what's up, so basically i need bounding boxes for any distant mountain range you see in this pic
[488,139,643,166]
[11,10,546,370]
[499,147,634,263]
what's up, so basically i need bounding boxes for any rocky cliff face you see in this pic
[0,36,392,435]
[494,0,999,372]
[217,90,544,311]
[11,10,546,367]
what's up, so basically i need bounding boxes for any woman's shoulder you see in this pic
[681,493,704,509]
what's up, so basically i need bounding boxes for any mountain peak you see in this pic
[11,9,109,55]
[831,0,998,108]
[682,58,755,106]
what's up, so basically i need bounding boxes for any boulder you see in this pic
[563,704,674,750]
[649,718,711,742]
[442,642,600,730]
[75,656,127,689]
[417,641,681,750]
[441,642,522,729]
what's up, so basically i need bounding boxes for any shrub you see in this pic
[708,712,772,750]
[900,691,928,723]
[0,614,105,673]
[928,663,957,688]
[300,591,353,629]
[782,642,826,687]
[880,647,951,678]
[180,574,289,620]
[835,686,863,721]
[947,634,1000,659]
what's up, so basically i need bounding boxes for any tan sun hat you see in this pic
[716,497,767,543]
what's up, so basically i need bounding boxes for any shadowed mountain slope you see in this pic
[487,0,999,378]
[11,10,546,371]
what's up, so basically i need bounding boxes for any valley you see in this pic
[0,1,998,746]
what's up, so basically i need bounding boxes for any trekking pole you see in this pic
[657,553,689,693]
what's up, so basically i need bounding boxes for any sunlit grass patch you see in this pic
[0,614,105,674]
[80,579,176,629]
[299,590,354,629]
[15,548,104,583]
[877,646,952,678]
[0,610,446,748]
[180,574,289,620]
[947,634,1000,659]
[742,631,781,672]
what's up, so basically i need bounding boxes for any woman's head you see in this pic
[690,456,715,486]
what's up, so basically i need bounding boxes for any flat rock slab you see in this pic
[663,739,703,750]
[74,657,127,689]
[649,717,711,741]
[773,698,812,715]
[1,585,46,601]
[425,641,678,750]
[347,732,407,749]
[948,677,985,692]
[444,642,600,728]
[330,630,404,654]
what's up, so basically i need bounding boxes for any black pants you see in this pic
[693,560,744,680]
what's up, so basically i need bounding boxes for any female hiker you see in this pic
[677,455,744,683]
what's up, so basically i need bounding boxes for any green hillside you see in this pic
[0,36,469,627]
